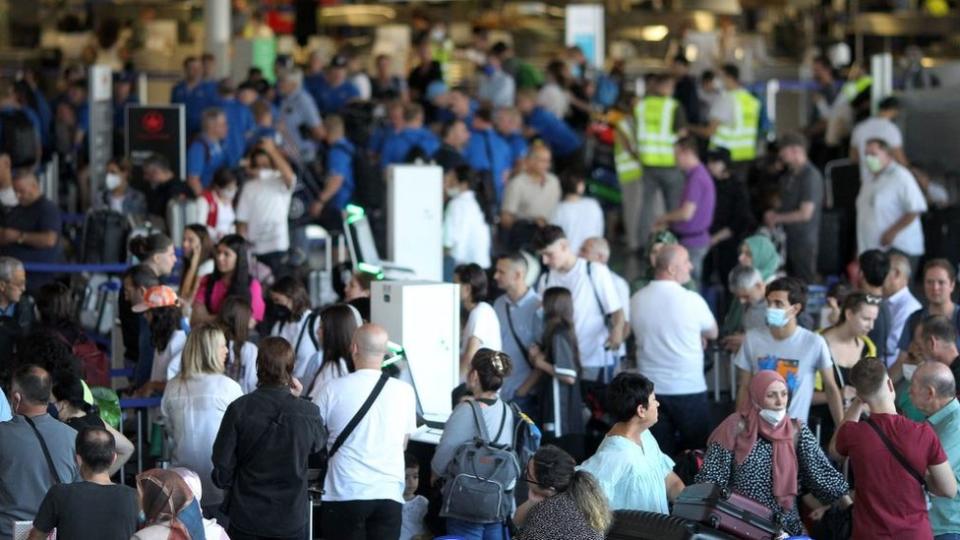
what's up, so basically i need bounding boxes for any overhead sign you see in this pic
[565,4,605,69]
[125,105,186,189]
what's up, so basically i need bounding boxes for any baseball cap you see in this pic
[132,285,180,313]
[330,55,349,69]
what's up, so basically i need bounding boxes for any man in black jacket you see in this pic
[212,337,326,540]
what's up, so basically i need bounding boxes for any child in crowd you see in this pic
[401,452,429,540]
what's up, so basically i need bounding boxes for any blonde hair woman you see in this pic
[160,324,243,512]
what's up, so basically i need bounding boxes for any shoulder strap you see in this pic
[294,310,320,354]
[238,399,289,466]
[492,401,509,443]
[328,372,390,459]
[23,416,63,485]
[585,262,606,317]
[505,304,534,369]
[467,399,491,442]
[863,417,927,490]
[202,191,218,227]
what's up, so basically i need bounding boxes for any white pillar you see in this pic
[870,53,893,115]
[204,0,231,80]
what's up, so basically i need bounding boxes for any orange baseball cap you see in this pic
[132,285,180,313]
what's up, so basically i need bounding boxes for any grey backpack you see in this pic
[440,400,520,524]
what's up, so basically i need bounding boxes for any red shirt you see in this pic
[836,413,947,540]
[193,275,266,322]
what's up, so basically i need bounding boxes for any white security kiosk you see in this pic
[387,165,444,282]
[372,280,459,444]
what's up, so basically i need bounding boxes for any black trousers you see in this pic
[320,499,402,540]
[648,391,712,458]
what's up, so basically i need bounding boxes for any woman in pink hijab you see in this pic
[694,370,848,535]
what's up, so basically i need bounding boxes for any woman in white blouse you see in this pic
[454,263,502,380]
[443,165,493,269]
[160,324,243,513]
[306,303,362,400]
[268,276,320,384]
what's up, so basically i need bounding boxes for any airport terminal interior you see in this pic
[2,0,960,539]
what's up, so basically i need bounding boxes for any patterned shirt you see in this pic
[695,423,848,535]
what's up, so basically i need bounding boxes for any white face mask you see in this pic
[105,173,122,191]
[257,169,273,181]
[902,363,918,382]
[759,408,787,426]
[445,186,462,198]
[220,187,237,201]
[0,186,17,207]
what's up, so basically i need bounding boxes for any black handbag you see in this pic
[811,505,853,540]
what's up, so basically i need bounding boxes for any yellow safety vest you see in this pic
[634,96,679,168]
[711,88,760,162]
[614,117,642,184]
[841,76,873,102]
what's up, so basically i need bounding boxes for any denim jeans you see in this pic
[445,518,510,540]
[935,534,960,540]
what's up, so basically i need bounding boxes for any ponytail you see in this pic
[566,469,613,534]
[129,233,174,261]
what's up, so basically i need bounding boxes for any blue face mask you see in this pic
[765,307,791,328]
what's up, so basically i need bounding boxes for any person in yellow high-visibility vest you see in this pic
[611,95,644,252]
[635,74,687,253]
[692,65,760,171]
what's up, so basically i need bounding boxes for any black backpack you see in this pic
[0,109,39,168]
[350,147,385,211]
[288,161,322,228]
[80,209,132,264]
[342,102,376,150]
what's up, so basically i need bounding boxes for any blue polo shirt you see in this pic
[113,96,139,131]
[304,73,326,108]
[186,135,227,188]
[279,89,323,162]
[464,128,512,201]
[246,125,282,154]
[526,106,582,158]
[380,127,440,169]
[502,131,529,166]
[218,98,255,167]
[435,99,477,127]
[171,80,218,135]
[326,138,356,211]
[309,77,360,115]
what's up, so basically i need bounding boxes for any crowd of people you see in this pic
[0,14,956,540]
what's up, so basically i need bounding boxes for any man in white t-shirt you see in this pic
[850,97,906,183]
[316,324,417,539]
[235,139,296,276]
[631,244,718,455]
[734,277,843,424]
[855,138,927,259]
[533,226,625,384]
[581,237,631,364]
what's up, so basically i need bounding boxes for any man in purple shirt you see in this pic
[654,136,716,284]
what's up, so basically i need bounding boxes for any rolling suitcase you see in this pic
[672,483,781,540]
[606,510,736,540]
